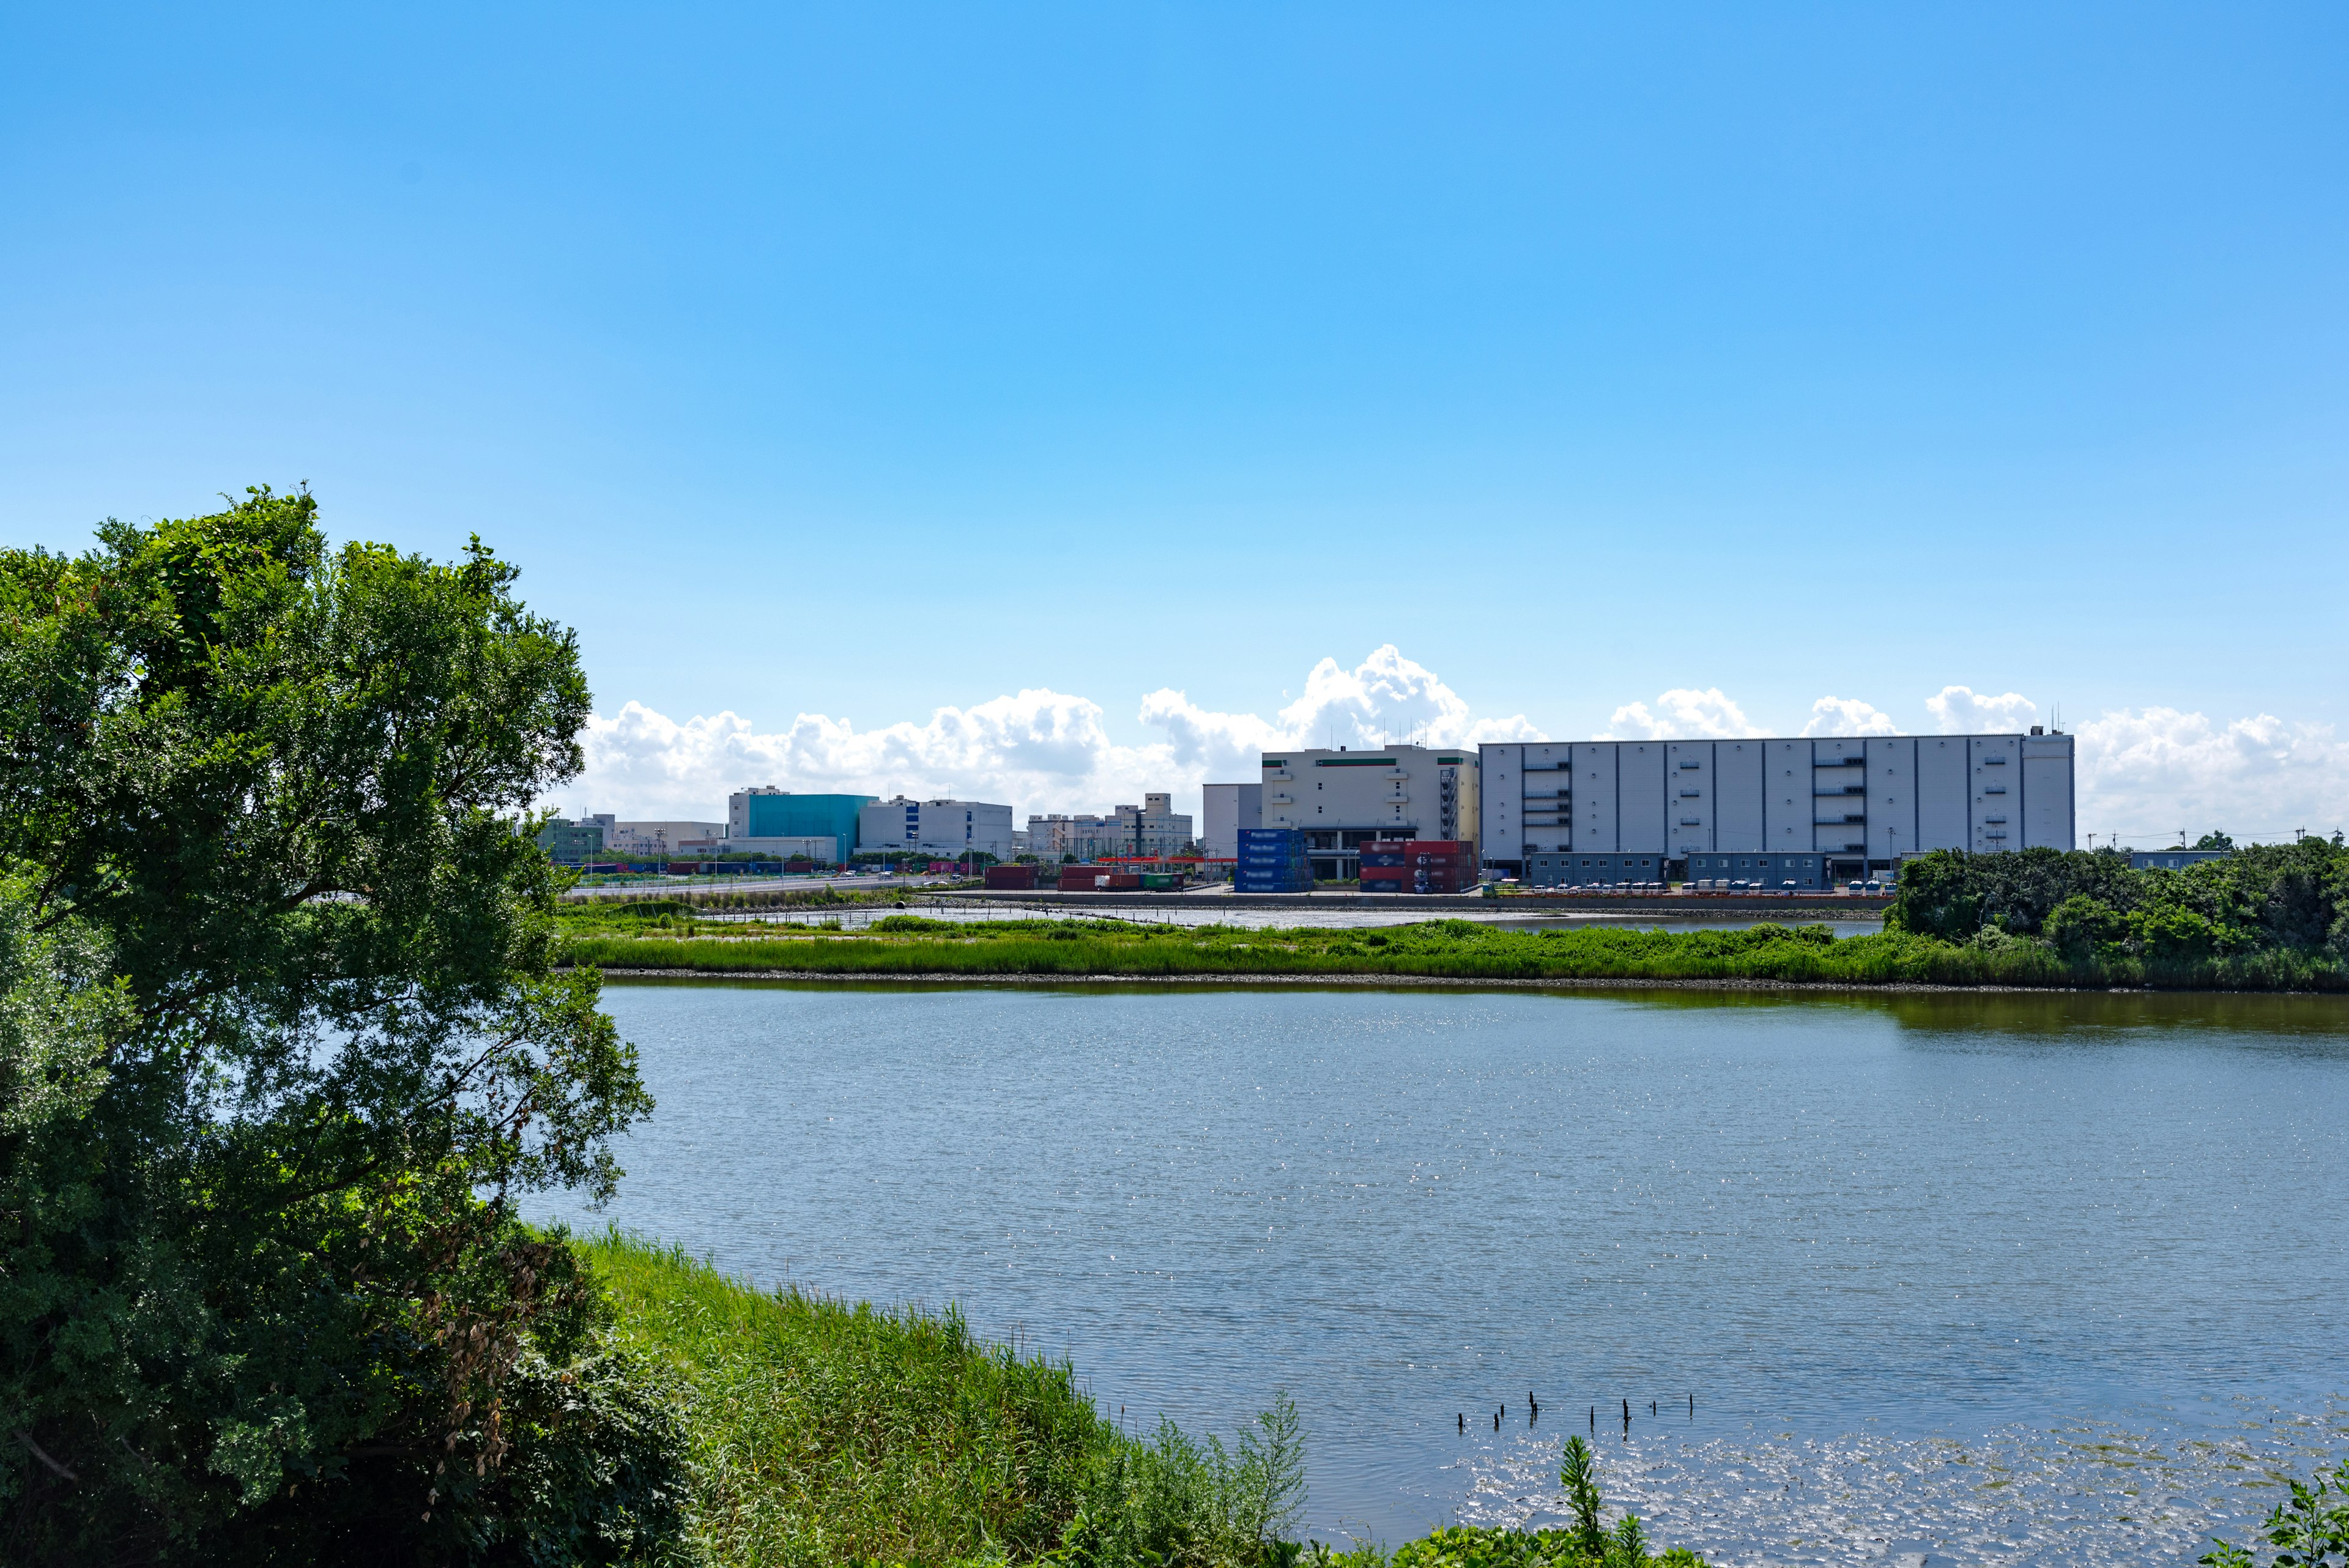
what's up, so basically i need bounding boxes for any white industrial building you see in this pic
[1259,745,1480,882]
[1200,782,1263,860]
[1026,793,1193,861]
[858,796,1017,860]
[1479,729,2075,882]
[583,817,724,856]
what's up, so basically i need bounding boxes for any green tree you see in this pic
[2194,831,2236,852]
[1560,1436,1605,1558]
[0,490,677,1563]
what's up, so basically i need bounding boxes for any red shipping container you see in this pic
[1062,868,1142,891]
[984,864,1037,890]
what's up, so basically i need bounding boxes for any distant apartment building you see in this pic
[1026,793,1195,861]
[857,797,1016,860]
[1258,746,1479,882]
[728,788,877,864]
[1478,729,2076,880]
[1200,783,1263,860]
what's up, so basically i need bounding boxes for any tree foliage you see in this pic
[1887,842,2349,977]
[0,489,679,1564]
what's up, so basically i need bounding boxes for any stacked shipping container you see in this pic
[1359,840,1477,894]
[1234,828,1312,893]
[1059,866,1142,891]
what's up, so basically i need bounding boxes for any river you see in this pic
[528,980,2349,1566]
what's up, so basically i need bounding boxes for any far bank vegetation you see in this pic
[560,841,2349,992]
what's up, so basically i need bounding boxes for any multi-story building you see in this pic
[1200,782,1263,860]
[1479,729,2075,882]
[1257,745,1480,882]
[593,819,724,856]
[729,788,877,864]
[1121,793,1193,857]
[533,817,604,864]
[1025,814,1113,861]
[1026,793,1194,861]
[858,797,1017,860]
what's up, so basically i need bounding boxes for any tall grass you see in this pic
[559,918,2348,991]
[582,1232,1305,1567]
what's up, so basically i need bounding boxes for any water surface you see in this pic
[530,983,2349,1564]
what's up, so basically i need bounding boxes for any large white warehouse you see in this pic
[1480,730,2074,880]
[857,796,1017,860]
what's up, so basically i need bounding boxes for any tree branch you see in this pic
[16,1430,77,1482]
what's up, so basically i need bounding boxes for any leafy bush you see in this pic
[1888,842,2349,986]
[2199,1456,2349,1566]
[1315,1438,1706,1568]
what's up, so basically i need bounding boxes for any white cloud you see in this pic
[566,661,2349,845]
[2076,707,2349,843]
[1926,685,2038,734]
[1600,688,1763,741]
[1799,696,1898,738]
[563,645,1543,822]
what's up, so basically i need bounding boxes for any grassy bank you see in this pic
[559,915,2348,990]
[583,1233,1705,1567]
[584,1232,1307,1567]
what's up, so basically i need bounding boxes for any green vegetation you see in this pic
[587,1232,1311,1567]
[557,883,2349,990]
[1352,1438,1703,1567]
[2199,1455,2348,1566]
[586,1236,1709,1568]
[1887,842,2349,986]
[0,490,672,1562]
[0,491,1715,1562]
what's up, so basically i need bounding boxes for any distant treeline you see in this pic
[1887,841,2348,986]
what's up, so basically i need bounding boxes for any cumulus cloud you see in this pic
[1799,696,1898,738]
[563,645,1542,821]
[2076,707,2349,843]
[566,659,2349,845]
[1601,688,1763,741]
[1926,685,2038,734]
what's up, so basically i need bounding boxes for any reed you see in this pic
[583,1231,1307,1567]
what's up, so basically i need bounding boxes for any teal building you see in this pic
[731,790,875,863]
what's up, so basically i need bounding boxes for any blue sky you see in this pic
[4,5,2345,835]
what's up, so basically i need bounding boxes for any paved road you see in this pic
[562,872,948,900]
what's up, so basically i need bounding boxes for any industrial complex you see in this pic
[538,724,2084,890]
[1478,729,2077,885]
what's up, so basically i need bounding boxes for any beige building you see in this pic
[1026,792,1195,860]
[1259,745,1480,881]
